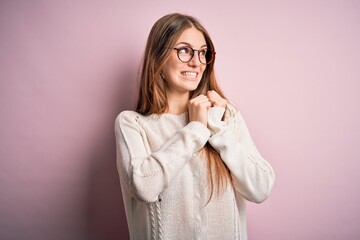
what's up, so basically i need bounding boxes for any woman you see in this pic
[115,13,275,240]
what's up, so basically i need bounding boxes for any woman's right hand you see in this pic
[188,94,212,126]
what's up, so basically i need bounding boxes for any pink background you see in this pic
[1,1,359,239]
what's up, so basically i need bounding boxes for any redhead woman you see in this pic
[115,13,275,240]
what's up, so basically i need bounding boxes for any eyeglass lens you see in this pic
[176,47,213,64]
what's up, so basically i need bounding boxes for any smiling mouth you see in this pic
[181,71,198,79]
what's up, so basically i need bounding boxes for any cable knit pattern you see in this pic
[149,203,156,240]
[156,199,163,239]
[115,103,275,240]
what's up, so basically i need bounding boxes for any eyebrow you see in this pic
[175,42,207,49]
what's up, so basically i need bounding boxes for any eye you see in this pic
[178,47,192,54]
[199,49,207,56]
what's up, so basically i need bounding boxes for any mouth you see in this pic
[181,71,198,80]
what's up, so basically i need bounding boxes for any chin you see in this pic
[185,83,200,92]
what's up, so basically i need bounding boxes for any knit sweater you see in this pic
[115,103,275,240]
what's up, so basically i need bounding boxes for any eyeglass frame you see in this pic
[171,47,216,65]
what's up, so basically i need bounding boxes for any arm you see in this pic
[207,104,275,203]
[115,111,210,203]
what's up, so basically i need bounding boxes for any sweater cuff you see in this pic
[208,107,226,135]
[185,121,211,144]
[208,107,226,123]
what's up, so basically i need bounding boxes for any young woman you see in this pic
[115,13,275,240]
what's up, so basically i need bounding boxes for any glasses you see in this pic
[172,46,215,65]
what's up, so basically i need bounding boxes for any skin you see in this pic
[162,27,227,126]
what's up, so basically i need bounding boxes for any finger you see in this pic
[207,95,220,106]
[189,95,207,103]
[207,90,222,100]
[208,90,227,106]
[192,99,211,109]
[194,100,212,108]
[191,99,212,109]
[204,101,212,109]
[207,90,219,97]
[191,96,210,104]
[207,91,219,102]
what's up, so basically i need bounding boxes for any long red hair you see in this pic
[135,13,231,199]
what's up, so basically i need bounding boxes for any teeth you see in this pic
[182,72,197,78]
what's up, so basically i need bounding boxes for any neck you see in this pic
[166,91,190,115]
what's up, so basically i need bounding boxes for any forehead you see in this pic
[175,27,206,47]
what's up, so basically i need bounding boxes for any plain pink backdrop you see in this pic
[1,1,359,239]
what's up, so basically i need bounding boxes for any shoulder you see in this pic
[114,110,145,128]
[116,110,140,121]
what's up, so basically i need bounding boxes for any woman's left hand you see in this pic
[207,90,227,108]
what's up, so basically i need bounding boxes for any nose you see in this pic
[188,51,201,67]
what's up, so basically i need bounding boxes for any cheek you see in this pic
[164,59,182,75]
[200,66,206,75]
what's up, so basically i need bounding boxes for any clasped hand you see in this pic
[188,90,227,126]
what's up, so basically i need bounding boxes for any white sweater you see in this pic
[115,103,275,240]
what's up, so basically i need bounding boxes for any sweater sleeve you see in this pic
[207,104,275,203]
[115,111,211,203]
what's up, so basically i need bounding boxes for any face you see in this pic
[162,27,207,96]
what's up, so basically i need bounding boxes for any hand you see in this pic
[188,94,212,126]
[207,90,227,108]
